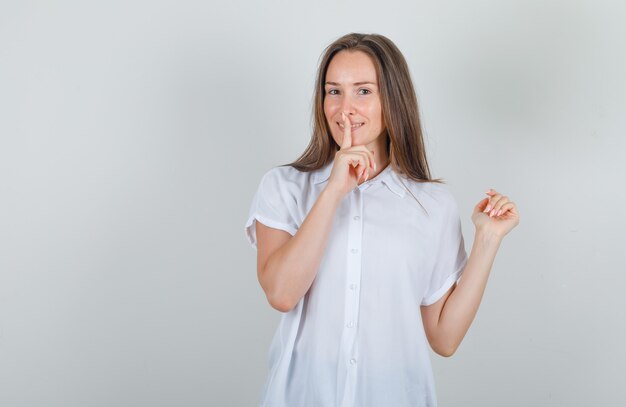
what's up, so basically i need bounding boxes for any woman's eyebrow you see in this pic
[325,81,377,86]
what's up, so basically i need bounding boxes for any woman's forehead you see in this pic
[326,51,378,84]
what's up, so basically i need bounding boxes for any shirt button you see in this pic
[350,358,357,365]
[353,215,360,221]
[347,321,354,328]
[351,248,358,254]
[349,284,357,290]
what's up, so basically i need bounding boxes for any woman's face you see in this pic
[323,50,386,152]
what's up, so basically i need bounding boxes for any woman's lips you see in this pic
[338,122,364,133]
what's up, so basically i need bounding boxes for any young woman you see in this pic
[244,32,519,407]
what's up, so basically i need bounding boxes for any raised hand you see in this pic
[326,112,376,197]
[471,189,520,238]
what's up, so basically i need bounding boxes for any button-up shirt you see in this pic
[244,159,468,407]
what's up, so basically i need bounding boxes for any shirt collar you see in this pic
[312,160,407,198]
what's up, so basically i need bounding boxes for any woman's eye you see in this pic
[327,89,338,95]
[358,89,371,95]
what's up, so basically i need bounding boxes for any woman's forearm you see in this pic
[434,230,502,354]
[262,187,343,312]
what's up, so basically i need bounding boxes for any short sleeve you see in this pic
[421,189,468,306]
[244,168,299,250]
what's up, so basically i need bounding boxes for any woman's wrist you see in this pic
[474,228,504,246]
[320,186,345,207]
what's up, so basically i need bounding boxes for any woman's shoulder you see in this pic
[258,164,315,195]
[261,164,312,182]
[401,177,456,203]
[399,177,461,220]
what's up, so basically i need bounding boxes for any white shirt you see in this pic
[244,159,468,407]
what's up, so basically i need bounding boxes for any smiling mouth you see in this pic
[338,122,364,129]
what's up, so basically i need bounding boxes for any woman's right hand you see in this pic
[326,112,376,197]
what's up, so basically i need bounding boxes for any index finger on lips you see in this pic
[340,112,352,151]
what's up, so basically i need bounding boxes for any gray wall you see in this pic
[1,1,625,406]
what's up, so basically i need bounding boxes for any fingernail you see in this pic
[374,163,377,171]
[342,112,346,121]
[490,209,496,217]
[497,209,502,216]
[484,205,491,213]
[365,172,369,182]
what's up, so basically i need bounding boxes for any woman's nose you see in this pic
[340,95,356,115]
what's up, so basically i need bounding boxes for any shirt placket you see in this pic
[338,186,366,407]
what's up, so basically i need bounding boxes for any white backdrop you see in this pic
[1,1,625,406]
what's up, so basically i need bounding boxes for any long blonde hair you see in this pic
[284,32,442,190]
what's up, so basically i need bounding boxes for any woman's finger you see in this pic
[357,149,374,173]
[355,145,375,171]
[496,201,516,217]
[351,150,373,179]
[361,167,370,182]
[483,192,502,213]
[489,195,509,217]
[341,153,366,179]
[341,154,357,169]
[340,112,352,150]
[474,197,490,213]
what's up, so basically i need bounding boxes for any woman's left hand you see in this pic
[471,189,520,238]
